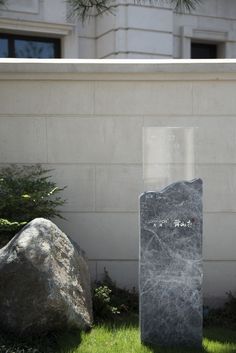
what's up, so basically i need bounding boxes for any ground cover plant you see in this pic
[0,164,66,247]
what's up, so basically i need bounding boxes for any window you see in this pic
[191,42,218,59]
[0,33,61,58]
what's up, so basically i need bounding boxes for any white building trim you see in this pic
[181,26,236,59]
[0,18,78,58]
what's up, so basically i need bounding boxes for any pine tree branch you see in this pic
[0,0,202,25]
[171,0,202,11]
[68,0,202,21]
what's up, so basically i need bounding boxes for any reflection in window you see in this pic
[0,34,60,58]
[0,38,8,57]
[191,42,218,59]
[15,40,55,58]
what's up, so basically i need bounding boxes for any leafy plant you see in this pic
[93,285,120,321]
[0,164,66,245]
[102,268,139,314]
[92,268,139,321]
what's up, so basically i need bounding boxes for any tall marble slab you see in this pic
[140,179,203,347]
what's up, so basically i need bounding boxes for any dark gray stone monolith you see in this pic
[140,179,203,347]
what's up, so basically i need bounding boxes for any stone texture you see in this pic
[140,179,203,347]
[0,218,93,336]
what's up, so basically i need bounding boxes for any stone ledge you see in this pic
[1,59,236,81]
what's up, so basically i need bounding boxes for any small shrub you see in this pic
[92,268,139,321]
[225,291,236,320]
[204,291,236,328]
[93,285,120,321]
[0,164,66,245]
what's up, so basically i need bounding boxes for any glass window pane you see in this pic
[191,43,217,59]
[0,38,8,57]
[15,39,55,58]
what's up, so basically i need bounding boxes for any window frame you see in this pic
[0,33,61,58]
[180,26,234,59]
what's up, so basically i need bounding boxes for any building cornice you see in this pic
[0,18,75,36]
[1,59,236,81]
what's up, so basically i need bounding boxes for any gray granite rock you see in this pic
[140,179,203,347]
[0,218,93,336]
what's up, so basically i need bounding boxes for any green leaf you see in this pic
[21,194,31,199]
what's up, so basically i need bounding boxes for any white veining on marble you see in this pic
[140,179,203,348]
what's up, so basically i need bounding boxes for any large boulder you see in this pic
[0,218,93,336]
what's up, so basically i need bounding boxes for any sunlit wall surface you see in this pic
[1,61,236,307]
[143,127,196,190]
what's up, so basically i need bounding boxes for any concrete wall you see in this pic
[2,0,236,58]
[1,59,236,307]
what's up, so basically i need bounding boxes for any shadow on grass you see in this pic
[56,321,236,353]
[0,331,56,353]
[144,342,207,353]
[204,326,236,345]
[98,314,208,353]
[0,329,82,353]
[56,323,236,353]
[2,316,236,353]
[55,329,82,353]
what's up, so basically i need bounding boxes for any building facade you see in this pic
[1,60,236,308]
[1,0,236,58]
[1,1,236,308]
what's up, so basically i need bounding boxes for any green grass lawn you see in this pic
[1,316,236,353]
[55,316,236,353]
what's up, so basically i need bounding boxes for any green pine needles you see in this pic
[67,0,114,21]
[171,0,202,11]
[0,164,66,243]
[0,0,201,21]
[68,0,202,21]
